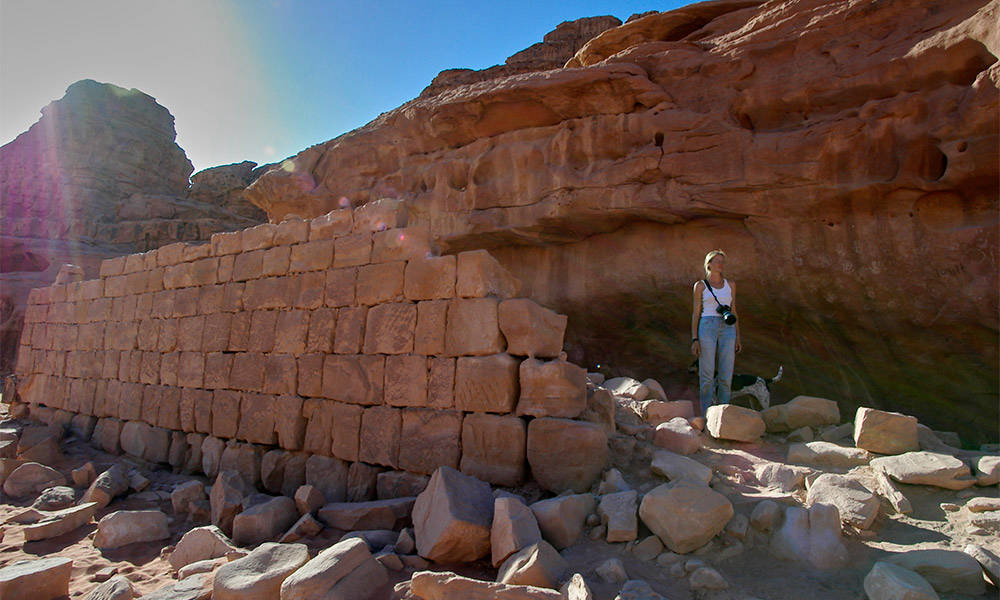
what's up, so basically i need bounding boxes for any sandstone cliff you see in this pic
[0,80,266,373]
[245,0,1000,443]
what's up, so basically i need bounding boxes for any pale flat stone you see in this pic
[409,570,563,599]
[806,474,880,529]
[85,574,135,600]
[705,404,765,442]
[963,544,1000,587]
[650,450,712,485]
[497,541,567,589]
[886,549,985,595]
[854,407,919,455]
[638,482,732,554]
[94,510,170,550]
[787,441,871,469]
[280,537,388,600]
[0,557,73,600]
[22,502,98,542]
[169,525,241,571]
[762,396,840,432]
[2,462,65,498]
[871,452,975,490]
[232,495,299,546]
[652,418,701,455]
[212,542,310,600]
[863,561,939,600]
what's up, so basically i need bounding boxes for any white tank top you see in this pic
[701,278,732,317]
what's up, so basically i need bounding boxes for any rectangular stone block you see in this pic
[177,351,205,388]
[456,249,521,298]
[86,298,112,322]
[217,254,235,282]
[180,388,211,432]
[264,353,297,395]
[78,322,105,350]
[141,384,160,425]
[461,413,527,487]
[244,277,291,310]
[182,242,211,262]
[156,243,184,266]
[498,299,567,359]
[173,287,200,317]
[515,358,587,419]
[302,398,334,456]
[404,255,456,300]
[212,390,242,438]
[445,297,505,356]
[333,232,371,267]
[324,268,356,307]
[248,310,278,352]
[333,306,366,354]
[136,320,158,352]
[160,351,179,386]
[110,295,136,322]
[399,408,462,475]
[359,406,401,468]
[290,240,334,272]
[455,353,519,413]
[384,354,427,407]
[139,351,161,385]
[322,355,384,405]
[230,352,265,392]
[100,256,126,278]
[104,276,127,297]
[371,227,431,263]
[203,313,232,352]
[297,354,324,397]
[331,402,363,462]
[238,392,277,445]
[242,223,277,251]
[292,271,325,309]
[189,258,219,286]
[151,290,175,319]
[145,268,164,293]
[156,319,177,352]
[363,302,416,354]
[194,389,213,434]
[274,309,308,354]
[228,311,250,351]
[211,230,242,255]
[306,308,336,353]
[80,278,104,300]
[221,282,244,312]
[232,249,264,281]
[309,208,353,240]
[203,352,232,389]
[262,245,291,277]
[275,395,306,450]
[102,350,121,379]
[135,293,154,320]
[356,261,405,305]
[275,218,309,245]
[198,284,224,314]
[177,316,206,352]
[125,271,150,296]
[158,386,182,430]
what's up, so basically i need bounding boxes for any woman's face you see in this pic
[709,255,725,273]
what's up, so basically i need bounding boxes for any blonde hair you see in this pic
[703,249,726,276]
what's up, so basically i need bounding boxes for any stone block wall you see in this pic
[12,201,609,498]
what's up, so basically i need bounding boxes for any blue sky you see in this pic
[1,1,685,173]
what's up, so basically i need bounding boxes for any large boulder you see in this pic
[280,537,388,600]
[530,494,595,550]
[497,541,567,589]
[787,441,871,469]
[863,561,938,600]
[0,557,73,600]
[212,542,310,600]
[94,510,170,550]
[516,358,587,418]
[805,474,880,529]
[168,525,241,571]
[492,496,543,567]
[232,495,299,547]
[762,396,840,432]
[637,482,733,554]
[412,466,494,563]
[853,407,919,455]
[871,452,976,490]
[526,418,607,493]
[650,450,712,485]
[318,497,415,531]
[885,549,985,595]
[705,405,765,442]
[2,462,65,498]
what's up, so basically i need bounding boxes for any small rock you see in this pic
[210,470,248,536]
[31,485,75,510]
[72,462,97,488]
[497,541,567,589]
[91,566,118,583]
[595,558,627,584]
[638,481,733,554]
[213,542,310,600]
[94,510,170,550]
[963,544,1000,586]
[863,561,938,600]
[631,535,663,561]
[966,497,1000,512]
[787,426,814,443]
[787,441,870,469]
[22,502,98,542]
[0,557,73,600]
[750,500,780,532]
[127,470,149,492]
[656,551,683,565]
[653,418,702,455]
[317,497,415,531]
[650,450,711,485]
[171,480,206,515]
[2,462,65,498]
[530,493,596,549]
[491,496,542,567]
[940,503,960,512]
[375,552,403,571]
[85,575,135,600]
[705,404,765,442]
[598,490,638,543]
[168,525,241,571]
[806,473,880,529]
[396,528,416,555]
[233,495,299,547]
[409,570,562,599]
[689,566,728,590]
[177,557,227,580]
[278,513,324,543]
[973,455,999,486]
[589,525,606,540]
[294,484,325,515]
[82,465,130,508]
[615,580,666,600]
[597,468,631,494]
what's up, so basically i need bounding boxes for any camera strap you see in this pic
[703,278,725,307]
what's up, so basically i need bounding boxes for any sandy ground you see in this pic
[0,403,997,599]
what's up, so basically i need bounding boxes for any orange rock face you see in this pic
[245,0,999,443]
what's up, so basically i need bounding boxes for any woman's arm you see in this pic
[691,281,703,356]
[730,280,742,353]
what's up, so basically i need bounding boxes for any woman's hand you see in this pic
[691,340,700,357]
[735,339,742,353]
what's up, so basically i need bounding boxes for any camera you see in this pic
[716,304,737,325]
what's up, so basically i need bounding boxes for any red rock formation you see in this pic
[0,80,266,373]
[244,0,999,443]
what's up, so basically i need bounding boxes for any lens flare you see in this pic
[281,159,295,172]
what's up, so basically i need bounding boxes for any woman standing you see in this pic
[691,249,742,416]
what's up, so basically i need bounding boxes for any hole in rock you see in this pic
[654,132,664,147]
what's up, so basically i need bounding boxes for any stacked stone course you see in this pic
[13,201,607,497]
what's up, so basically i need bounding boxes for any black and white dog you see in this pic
[688,360,783,410]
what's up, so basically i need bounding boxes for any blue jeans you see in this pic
[698,315,736,415]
